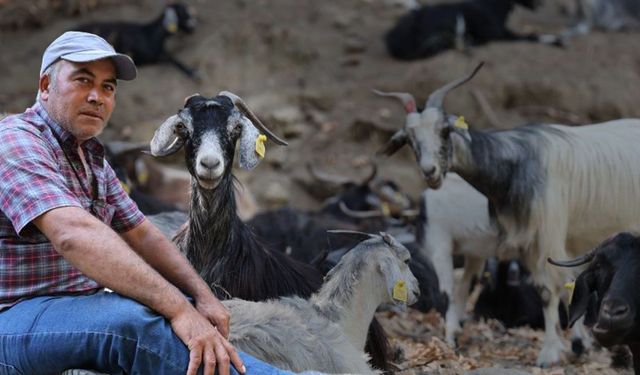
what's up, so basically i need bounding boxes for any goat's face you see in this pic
[553,232,640,348]
[150,92,287,190]
[373,233,420,307]
[166,3,197,34]
[376,63,483,189]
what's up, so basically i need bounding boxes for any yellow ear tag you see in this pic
[381,202,391,217]
[564,281,576,304]
[455,116,469,130]
[167,23,178,33]
[393,280,408,302]
[255,134,267,158]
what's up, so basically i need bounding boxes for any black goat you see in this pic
[75,2,199,79]
[385,0,561,60]
[474,258,569,331]
[149,92,390,371]
[549,232,640,373]
[104,142,181,215]
[248,164,416,264]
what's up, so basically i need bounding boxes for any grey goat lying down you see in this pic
[225,231,420,374]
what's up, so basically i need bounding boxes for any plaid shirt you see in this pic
[0,103,145,310]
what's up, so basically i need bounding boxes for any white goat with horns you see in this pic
[225,230,420,374]
[375,62,640,366]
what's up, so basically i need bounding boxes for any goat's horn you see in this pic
[547,252,596,268]
[426,62,484,109]
[339,201,385,219]
[327,229,377,238]
[218,91,288,146]
[360,158,378,186]
[184,93,200,106]
[373,90,417,113]
[307,163,353,185]
[399,208,420,218]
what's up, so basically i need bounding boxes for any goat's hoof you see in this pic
[571,338,585,357]
[536,343,565,367]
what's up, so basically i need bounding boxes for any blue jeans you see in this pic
[0,291,296,375]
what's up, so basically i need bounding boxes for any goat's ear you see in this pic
[568,271,596,327]
[237,117,263,170]
[163,6,179,33]
[378,130,408,156]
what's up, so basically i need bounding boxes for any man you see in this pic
[0,31,291,375]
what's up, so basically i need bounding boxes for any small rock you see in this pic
[466,368,531,375]
[262,181,290,205]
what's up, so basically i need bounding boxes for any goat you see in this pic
[474,258,569,331]
[74,2,199,79]
[375,62,640,366]
[549,232,640,373]
[385,0,562,60]
[248,162,416,264]
[149,92,390,370]
[225,231,420,374]
[567,0,640,34]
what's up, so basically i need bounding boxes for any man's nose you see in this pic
[87,88,103,105]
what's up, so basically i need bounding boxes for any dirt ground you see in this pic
[1,0,640,373]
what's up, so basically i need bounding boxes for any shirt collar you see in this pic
[33,101,105,158]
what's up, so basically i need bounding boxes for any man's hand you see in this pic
[195,295,231,339]
[171,305,244,375]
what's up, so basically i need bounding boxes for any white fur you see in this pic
[224,236,419,374]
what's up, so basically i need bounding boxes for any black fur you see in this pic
[169,95,390,371]
[385,0,554,60]
[75,3,198,79]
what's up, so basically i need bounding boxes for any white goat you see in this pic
[418,173,500,345]
[376,63,640,366]
[224,231,420,374]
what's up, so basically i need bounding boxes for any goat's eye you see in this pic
[176,123,185,130]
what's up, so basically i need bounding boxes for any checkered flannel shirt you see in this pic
[0,103,145,310]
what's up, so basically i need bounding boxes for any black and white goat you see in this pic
[149,92,390,370]
[549,232,640,373]
[385,0,562,60]
[375,63,640,366]
[75,2,199,79]
[567,0,640,35]
[226,231,420,374]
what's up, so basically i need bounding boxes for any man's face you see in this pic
[39,59,117,141]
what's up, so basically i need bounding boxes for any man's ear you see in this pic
[39,74,51,101]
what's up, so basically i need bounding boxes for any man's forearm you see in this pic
[34,207,193,319]
[122,219,213,301]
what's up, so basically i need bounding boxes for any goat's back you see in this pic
[225,298,376,374]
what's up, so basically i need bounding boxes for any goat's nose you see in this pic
[199,156,221,170]
[601,300,630,320]
[421,164,436,177]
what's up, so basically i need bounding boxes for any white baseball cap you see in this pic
[40,31,137,80]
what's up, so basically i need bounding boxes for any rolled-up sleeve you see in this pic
[0,127,81,235]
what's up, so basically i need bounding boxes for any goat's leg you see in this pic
[536,286,566,367]
[455,256,483,322]
[569,315,593,357]
[500,29,565,47]
[425,235,457,345]
[160,51,201,80]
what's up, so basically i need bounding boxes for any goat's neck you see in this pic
[144,10,172,44]
[449,128,522,208]
[311,264,385,351]
[183,174,240,262]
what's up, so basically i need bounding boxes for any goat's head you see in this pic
[150,92,287,190]
[328,230,420,307]
[309,161,415,220]
[165,2,197,34]
[374,63,483,189]
[548,232,640,347]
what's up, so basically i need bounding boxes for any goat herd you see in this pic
[22,0,640,374]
